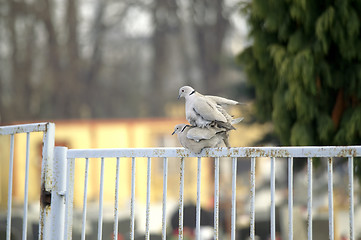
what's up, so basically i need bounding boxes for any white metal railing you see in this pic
[0,122,55,240]
[52,146,360,240]
[1,122,358,240]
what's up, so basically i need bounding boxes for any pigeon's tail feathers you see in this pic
[231,117,244,125]
[223,138,230,148]
[216,121,236,130]
[219,131,230,147]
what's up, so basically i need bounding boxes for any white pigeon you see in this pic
[178,86,243,130]
[172,124,227,154]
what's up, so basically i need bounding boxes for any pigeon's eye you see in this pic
[182,90,184,92]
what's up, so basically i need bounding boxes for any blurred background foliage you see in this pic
[238,0,361,179]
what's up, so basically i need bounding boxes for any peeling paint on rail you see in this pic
[66,146,361,159]
[0,122,49,135]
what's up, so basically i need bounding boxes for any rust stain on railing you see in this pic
[336,148,356,157]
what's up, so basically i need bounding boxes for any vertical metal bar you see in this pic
[179,158,185,240]
[348,157,354,240]
[98,158,105,240]
[307,158,313,240]
[270,157,276,240]
[130,157,136,240]
[114,157,120,240]
[51,147,67,240]
[214,157,220,240]
[328,158,334,240]
[231,157,237,240]
[288,157,293,240]
[64,158,75,240]
[39,123,55,240]
[250,157,256,240]
[81,158,90,240]
[162,157,168,240]
[6,134,15,240]
[145,157,152,240]
[196,157,201,240]
[22,133,30,240]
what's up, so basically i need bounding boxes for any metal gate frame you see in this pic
[1,122,359,240]
[0,122,55,240]
[52,146,360,240]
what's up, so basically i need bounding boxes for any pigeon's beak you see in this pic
[177,94,181,100]
[171,130,176,135]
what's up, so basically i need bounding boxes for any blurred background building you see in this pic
[0,0,250,123]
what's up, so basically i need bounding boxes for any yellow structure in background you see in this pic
[0,116,272,211]
[0,131,44,209]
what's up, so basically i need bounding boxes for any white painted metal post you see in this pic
[288,157,293,240]
[270,157,276,240]
[98,157,105,240]
[39,123,55,240]
[114,157,120,240]
[196,157,201,240]
[6,134,14,240]
[130,157,136,240]
[250,157,256,240]
[231,157,237,240]
[51,147,68,240]
[328,158,334,240]
[214,157,220,240]
[348,157,354,240]
[179,158,185,239]
[145,157,152,240]
[22,133,30,240]
[162,157,168,240]
[64,158,75,240]
[81,158,90,240]
[307,158,313,240]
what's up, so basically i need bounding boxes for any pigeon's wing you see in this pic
[215,105,232,122]
[205,95,239,107]
[192,97,227,122]
[187,127,217,141]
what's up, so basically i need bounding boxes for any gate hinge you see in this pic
[40,184,52,207]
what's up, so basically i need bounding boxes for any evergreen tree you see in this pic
[238,0,361,176]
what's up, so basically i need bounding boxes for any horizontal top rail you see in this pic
[66,146,361,158]
[0,122,52,135]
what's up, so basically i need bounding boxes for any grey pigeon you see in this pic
[172,124,227,154]
[178,86,243,130]
[187,124,232,147]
